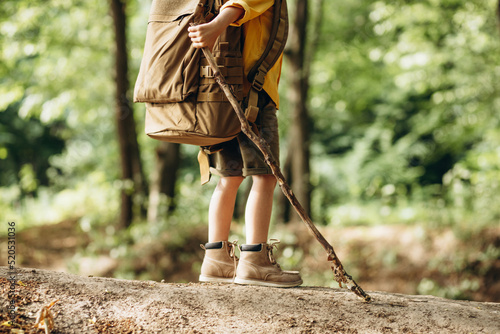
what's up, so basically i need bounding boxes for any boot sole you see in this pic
[199,275,234,284]
[234,277,303,288]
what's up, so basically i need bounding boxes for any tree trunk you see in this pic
[277,151,292,223]
[498,0,500,31]
[110,0,146,228]
[284,0,311,219]
[147,142,181,222]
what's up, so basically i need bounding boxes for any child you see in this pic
[188,0,302,287]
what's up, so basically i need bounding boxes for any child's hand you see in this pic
[188,22,222,51]
[188,6,244,50]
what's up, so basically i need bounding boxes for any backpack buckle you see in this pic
[200,66,213,78]
[252,70,267,91]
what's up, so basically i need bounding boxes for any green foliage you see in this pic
[1,0,125,226]
[442,129,500,228]
[300,0,500,225]
[0,103,65,190]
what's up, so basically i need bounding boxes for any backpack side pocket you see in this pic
[134,1,201,103]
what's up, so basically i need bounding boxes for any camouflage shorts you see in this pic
[208,93,279,178]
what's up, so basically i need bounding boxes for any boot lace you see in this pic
[228,240,239,279]
[267,239,281,268]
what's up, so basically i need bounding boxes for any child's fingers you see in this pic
[187,23,215,49]
[188,31,202,46]
[189,35,206,48]
[188,23,207,33]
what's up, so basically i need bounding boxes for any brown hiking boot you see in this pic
[234,239,303,288]
[199,241,239,283]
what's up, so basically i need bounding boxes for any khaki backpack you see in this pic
[134,0,288,146]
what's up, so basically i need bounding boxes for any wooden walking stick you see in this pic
[192,4,371,303]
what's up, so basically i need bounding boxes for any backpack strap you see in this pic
[244,0,289,123]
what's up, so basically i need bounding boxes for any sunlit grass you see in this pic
[0,170,119,235]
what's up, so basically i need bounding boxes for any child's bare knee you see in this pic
[218,176,244,190]
[252,174,277,187]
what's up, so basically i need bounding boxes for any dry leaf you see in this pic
[33,299,59,334]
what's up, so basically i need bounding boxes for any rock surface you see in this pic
[1,267,499,333]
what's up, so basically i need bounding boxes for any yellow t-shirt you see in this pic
[220,0,283,109]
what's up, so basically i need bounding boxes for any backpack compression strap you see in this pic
[244,0,289,123]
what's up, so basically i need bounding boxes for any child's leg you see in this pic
[245,174,277,244]
[208,176,244,242]
[199,176,242,284]
[237,174,303,287]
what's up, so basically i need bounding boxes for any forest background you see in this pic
[1,0,499,303]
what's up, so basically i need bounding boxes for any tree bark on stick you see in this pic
[194,20,371,302]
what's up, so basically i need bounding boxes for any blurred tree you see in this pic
[281,0,313,221]
[279,0,325,223]
[498,0,500,30]
[147,142,180,222]
[110,0,148,228]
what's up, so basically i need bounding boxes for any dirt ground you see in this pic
[1,266,499,333]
